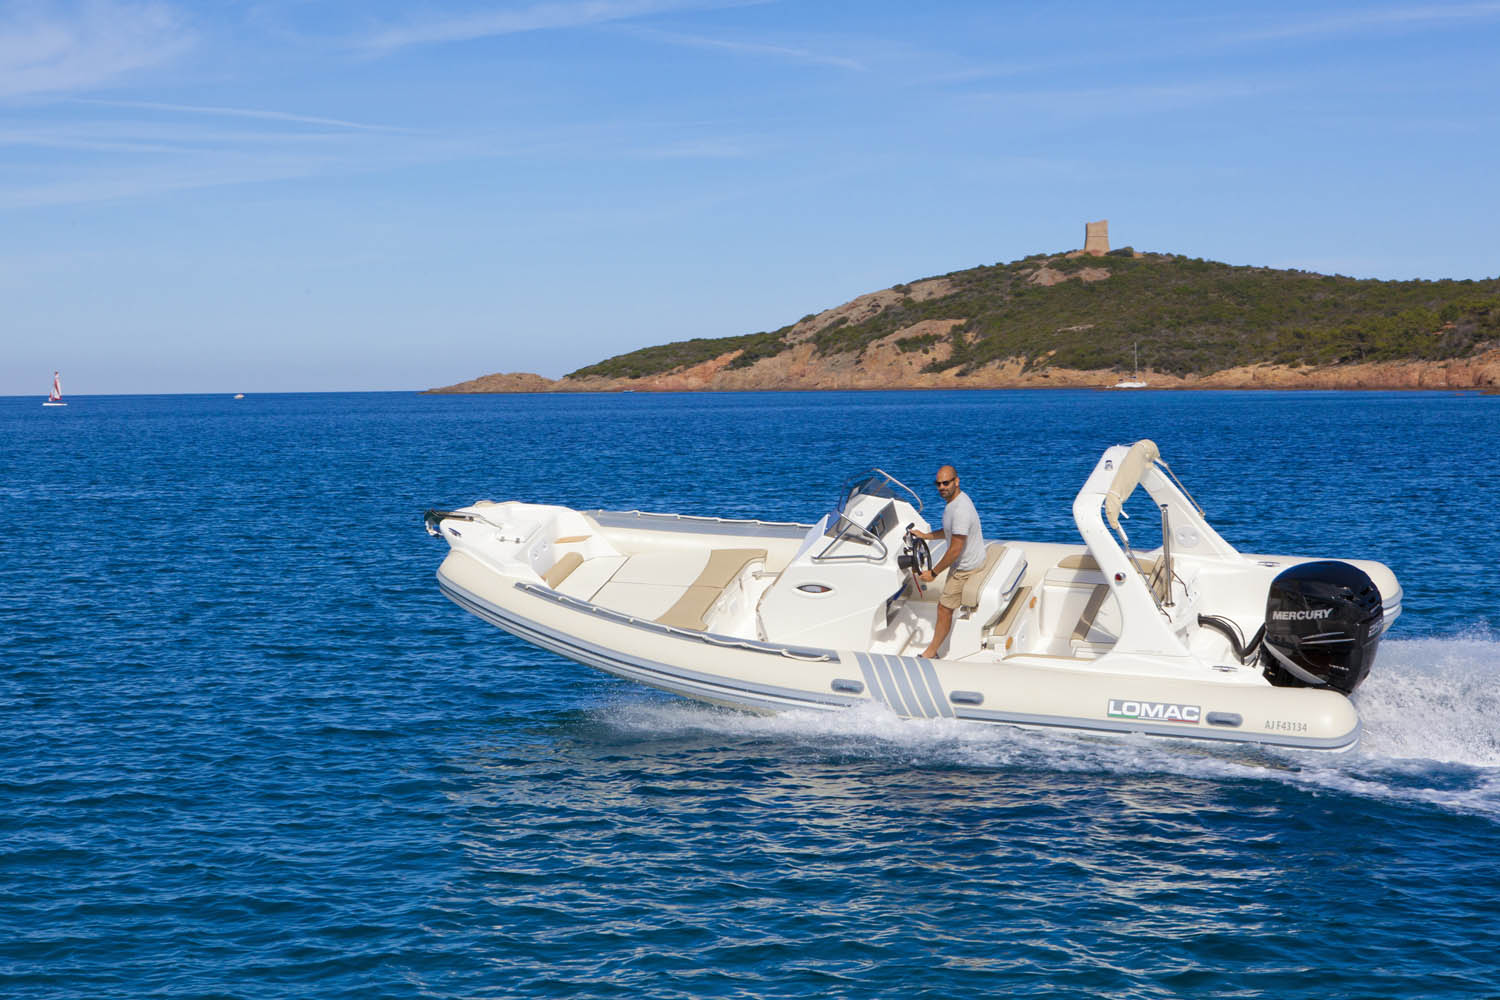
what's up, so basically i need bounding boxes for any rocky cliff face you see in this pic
[429,348,1500,393]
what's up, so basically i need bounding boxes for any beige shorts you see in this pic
[939,564,984,610]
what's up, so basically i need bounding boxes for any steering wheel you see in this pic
[906,532,933,577]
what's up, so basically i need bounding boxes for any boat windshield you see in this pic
[835,469,922,515]
[822,500,897,541]
[838,473,895,512]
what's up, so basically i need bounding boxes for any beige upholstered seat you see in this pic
[1056,552,1158,574]
[1071,585,1112,642]
[543,552,584,588]
[960,543,1027,608]
[655,548,767,631]
[697,549,767,589]
[655,587,722,631]
[988,585,1032,637]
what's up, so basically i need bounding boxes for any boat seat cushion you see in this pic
[593,581,691,620]
[698,548,767,589]
[961,543,1026,608]
[1071,584,1112,642]
[612,549,711,586]
[554,555,627,601]
[653,548,767,631]
[543,552,584,588]
[1056,553,1159,574]
[655,586,722,631]
[988,585,1032,637]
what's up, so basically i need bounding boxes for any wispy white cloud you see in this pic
[68,98,409,132]
[0,0,193,98]
[620,25,863,70]
[0,106,765,210]
[0,118,399,155]
[357,0,760,54]
[965,78,1287,118]
[923,3,1500,97]
[628,135,756,158]
[1232,1,1500,42]
[0,155,332,210]
[0,124,482,209]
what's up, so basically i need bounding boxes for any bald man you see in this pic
[913,464,986,659]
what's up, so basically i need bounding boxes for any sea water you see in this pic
[2,389,1497,999]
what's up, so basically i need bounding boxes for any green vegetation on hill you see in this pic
[569,328,792,379]
[565,252,1500,379]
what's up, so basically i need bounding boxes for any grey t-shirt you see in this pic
[942,490,986,572]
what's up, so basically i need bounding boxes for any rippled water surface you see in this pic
[3,389,1498,998]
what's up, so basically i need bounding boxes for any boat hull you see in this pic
[437,550,1361,752]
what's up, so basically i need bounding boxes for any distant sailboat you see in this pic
[1112,343,1148,389]
[43,370,67,407]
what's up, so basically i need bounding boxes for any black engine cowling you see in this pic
[1259,560,1383,695]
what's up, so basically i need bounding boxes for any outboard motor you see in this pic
[1260,560,1383,695]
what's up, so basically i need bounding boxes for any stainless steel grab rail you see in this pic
[813,511,890,564]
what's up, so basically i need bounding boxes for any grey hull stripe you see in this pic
[872,656,911,716]
[895,655,938,719]
[918,659,954,718]
[951,706,1359,751]
[440,572,857,711]
[883,654,926,718]
[446,583,846,713]
[445,582,790,709]
[855,653,886,709]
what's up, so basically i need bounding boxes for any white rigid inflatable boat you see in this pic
[425,441,1401,751]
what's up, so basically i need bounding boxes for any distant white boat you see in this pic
[1112,343,1148,389]
[43,371,67,407]
[234,393,245,400]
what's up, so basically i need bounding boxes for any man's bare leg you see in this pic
[921,604,954,659]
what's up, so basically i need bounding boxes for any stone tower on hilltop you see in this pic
[1084,220,1109,256]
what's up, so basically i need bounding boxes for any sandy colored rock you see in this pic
[430,347,1500,394]
[1027,265,1109,287]
[784,278,955,343]
[427,371,559,393]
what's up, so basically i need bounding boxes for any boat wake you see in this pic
[592,634,1500,820]
[1354,632,1500,765]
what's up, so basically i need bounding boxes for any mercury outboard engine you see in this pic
[1260,560,1383,695]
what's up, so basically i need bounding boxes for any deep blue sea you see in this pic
[3,389,1499,999]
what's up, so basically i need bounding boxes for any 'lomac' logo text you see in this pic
[1108,699,1202,724]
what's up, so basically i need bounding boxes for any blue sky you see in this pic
[3,0,1498,394]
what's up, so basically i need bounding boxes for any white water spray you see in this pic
[593,635,1500,819]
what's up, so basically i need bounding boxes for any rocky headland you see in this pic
[428,251,1500,394]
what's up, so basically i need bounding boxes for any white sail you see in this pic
[43,370,67,406]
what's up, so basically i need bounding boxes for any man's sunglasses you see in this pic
[935,477,956,487]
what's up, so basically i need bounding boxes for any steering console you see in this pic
[899,528,933,577]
